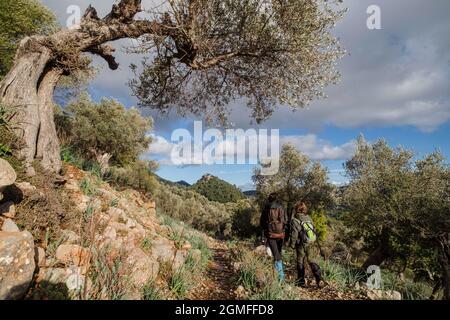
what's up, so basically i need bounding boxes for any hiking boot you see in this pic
[295,279,306,288]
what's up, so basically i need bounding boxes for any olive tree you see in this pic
[343,136,450,299]
[0,0,345,175]
[253,143,335,219]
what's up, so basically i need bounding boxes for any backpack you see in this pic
[267,204,286,239]
[300,221,317,244]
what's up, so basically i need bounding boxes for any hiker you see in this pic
[260,192,288,281]
[289,202,324,288]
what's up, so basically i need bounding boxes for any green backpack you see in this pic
[300,221,317,244]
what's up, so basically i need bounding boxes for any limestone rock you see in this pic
[173,250,188,271]
[367,289,402,300]
[0,159,16,199]
[15,181,36,194]
[126,247,159,287]
[151,237,175,263]
[61,229,81,245]
[0,201,15,218]
[1,218,20,232]
[0,231,35,299]
[55,244,91,267]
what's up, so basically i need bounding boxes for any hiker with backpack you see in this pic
[260,192,288,281]
[289,202,325,288]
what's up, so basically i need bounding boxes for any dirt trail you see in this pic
[190,240,361,300]
[190,241,237,300]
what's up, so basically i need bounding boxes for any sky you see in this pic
[43,0,450,189]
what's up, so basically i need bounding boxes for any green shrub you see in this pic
[55,93,152,167]
[311,208,328,242]
[79,177,99,196]
[318,258,364,290]
[381,271,432,300]
[86,246,130,300]
[141,280,162,300]
[168,268,193,299]
[106,161,159,195]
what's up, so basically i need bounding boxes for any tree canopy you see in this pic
[253,143,335,217]
[130,0,346,123]
[0,0,58,78]
[342,136,450,298]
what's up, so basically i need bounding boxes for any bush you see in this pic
[105,161,159,195]
[318,258,364,290]
[56,93,152,167]
[311,208,328,242]
[156,182,232,238]
[141,280,162,300]
[86,246,130,300]
[231,200,260,238]
[381,271,433,300]
[0,104,24,172]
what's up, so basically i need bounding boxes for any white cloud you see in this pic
[147,133,356,165]
[281,135,356,161]
[147,135,174,157]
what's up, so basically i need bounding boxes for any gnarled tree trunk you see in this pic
[0,40,53,175]
[438,237,450,300]
[362,227,391,271]
[0,0,165,175]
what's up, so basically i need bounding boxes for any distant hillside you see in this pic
[192,174,245,203]
[243,190,256,197]
[176,180,191,187]
[155,175,190,188]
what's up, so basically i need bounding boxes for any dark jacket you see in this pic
[260,201,287,237]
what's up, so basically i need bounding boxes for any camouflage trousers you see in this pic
[295,243,322,285]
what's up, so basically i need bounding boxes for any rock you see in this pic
[232,262,242,272]
[55,244,91,267]
[126,247,159,286]
[35,247,46,267]
[367,289,402,300]
[173,250,188,271]
[61,229,81,245]
[234,285,246,298]
[147,201,156,209]
[35,267,90,299]
[1,218,20,232]
[151,237,175,263]
[107,207,127,223]
[126,218,137,229]
[65,268,87,292]
[0,201,15,218]
[254,245,271,257]
[182,241,192,250]
[0,231,36,300]
[0,159,16,199]
[15,181,36,194]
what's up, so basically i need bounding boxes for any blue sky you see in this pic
[44,0,450,188]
